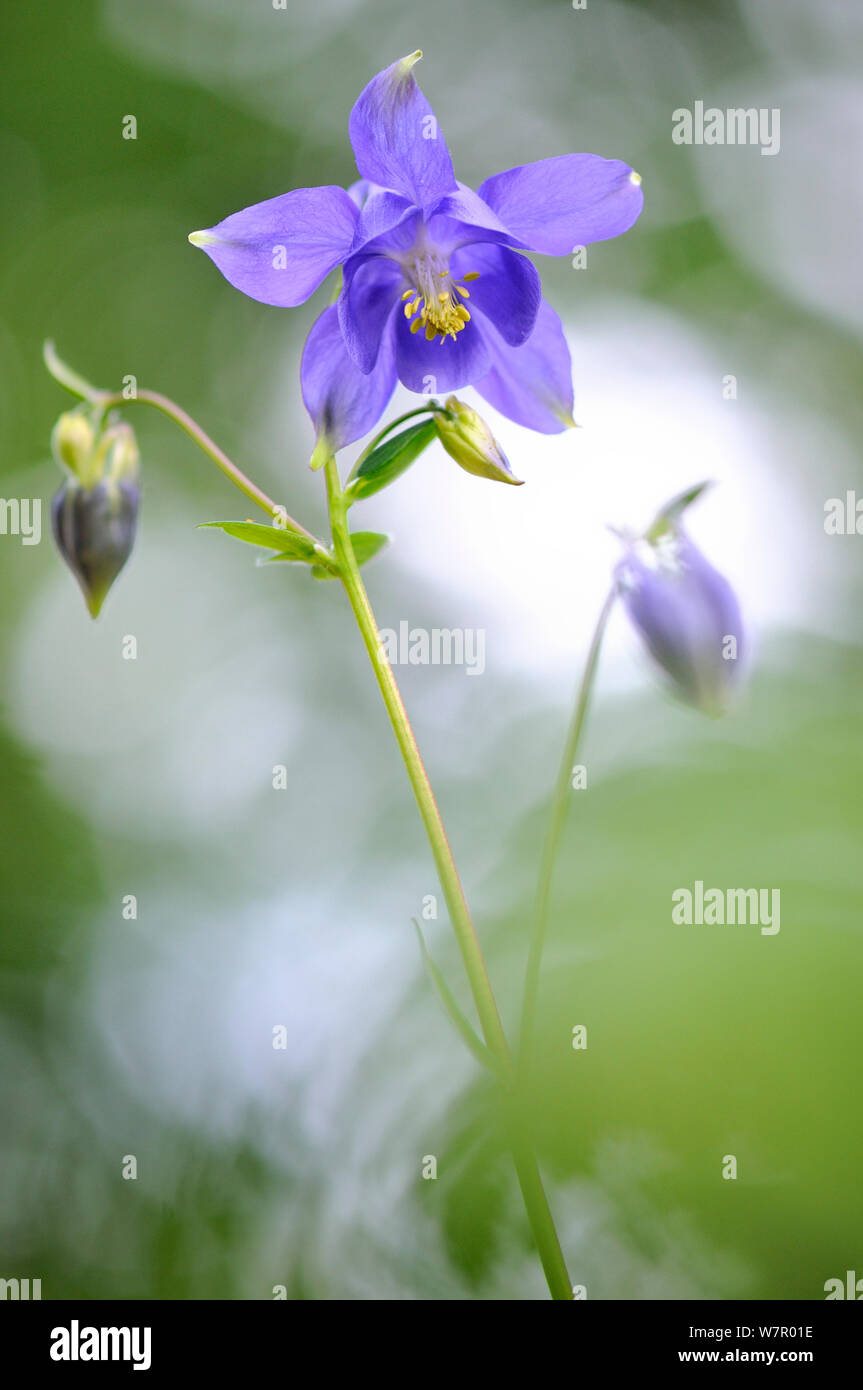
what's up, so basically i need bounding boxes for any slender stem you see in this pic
[43,342,316,539]
[324,453,573,1301]
[518,588,617,1080]
[45,339,572,1296]
[98,390,317,537]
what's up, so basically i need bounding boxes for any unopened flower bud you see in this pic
[50,418,141,618]
[615,526,743,717]
[434,396,523,486]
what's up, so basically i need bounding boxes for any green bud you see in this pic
[433,396,523,486]
[51,410,98,485]
[50,416,141,618]
[91,420,140,487]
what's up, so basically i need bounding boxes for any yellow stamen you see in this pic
[400,259,481,343]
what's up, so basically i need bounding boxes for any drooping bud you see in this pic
[433,396,523,486]
[615,515,743,717]
[50,416,141,618]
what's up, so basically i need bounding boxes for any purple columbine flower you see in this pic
[188,51,643,460]
[615,527,744,717]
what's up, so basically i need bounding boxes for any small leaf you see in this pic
[346,419,437,504]
[313,530,390,579]
[646,480,714,540]
[351,530,390,566]
[43,340,101,402]
[200,520,317,562]
[412,920,505,1080]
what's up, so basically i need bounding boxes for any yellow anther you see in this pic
[402,256,478,343]
[462,271,480,281]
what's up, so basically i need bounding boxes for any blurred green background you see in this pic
[1,0,861,1299]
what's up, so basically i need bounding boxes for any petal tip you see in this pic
[188,229,217,248]
[629,170,642,186]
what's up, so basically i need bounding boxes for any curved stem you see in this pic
[518,588,617,1080]
[43,341,317,540]
[324,453,573,1301]
[99,389,316,536]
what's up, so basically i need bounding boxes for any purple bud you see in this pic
[50,418,141,618]
[615,528,743,716]
[52,477,140,619]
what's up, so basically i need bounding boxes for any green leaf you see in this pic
[312,530,390,579]
[351,531,390,565]
[412,920,506,1081]
[199,520,317,562]
[646,480,714,540]
[345,420,436,504]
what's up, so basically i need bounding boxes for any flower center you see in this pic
[401,254,479,344]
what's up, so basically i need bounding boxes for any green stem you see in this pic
[45,338,572,1297]
[324,453,573,1301]
[102,388,313,533]
[44,341,316,540]
[518,588,617,1080]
